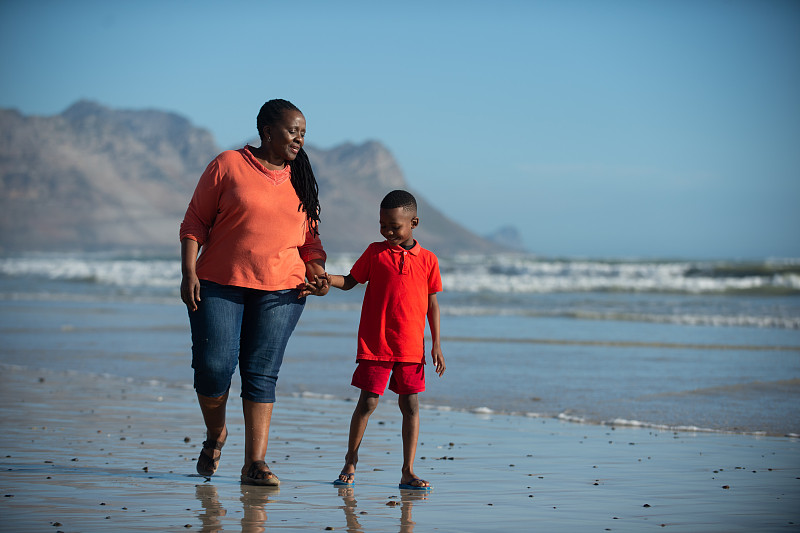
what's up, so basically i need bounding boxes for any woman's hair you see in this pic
[257,99,321,236]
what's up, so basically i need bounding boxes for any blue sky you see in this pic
[1,0,798,259]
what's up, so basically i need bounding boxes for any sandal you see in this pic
[196,438,225,477]
[333,472,355,486]
[241,460,280,486]
[399,477,432,491]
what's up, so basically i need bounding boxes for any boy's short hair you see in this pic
[380,190,417,213]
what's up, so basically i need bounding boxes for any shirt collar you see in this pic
[385,240,421,256]
[241,146,291,184]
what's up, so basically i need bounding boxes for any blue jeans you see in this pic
[188,280,305,403]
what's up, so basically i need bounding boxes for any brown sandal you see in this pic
[196,438,225,477]
[240,460,280,486]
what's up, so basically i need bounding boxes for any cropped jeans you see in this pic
[188,280,305,403]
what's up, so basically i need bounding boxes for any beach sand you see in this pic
[1,365,798,532]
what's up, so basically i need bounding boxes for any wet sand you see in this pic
[1,365,798,532]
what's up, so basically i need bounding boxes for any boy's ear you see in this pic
[411,216,419,228]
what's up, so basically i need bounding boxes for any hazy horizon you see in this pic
[2,1,798,260]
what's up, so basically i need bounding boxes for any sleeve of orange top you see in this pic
[298,223,327,263]
[179,158,222,245]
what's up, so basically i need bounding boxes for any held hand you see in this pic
[297,274,330,298]
[314,274,330,296]
[296,281,316,298]
[180,274,201,312]
[431,347,445,377]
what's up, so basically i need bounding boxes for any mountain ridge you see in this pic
[0,101,514,255]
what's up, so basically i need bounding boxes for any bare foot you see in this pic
[336,458,357,484]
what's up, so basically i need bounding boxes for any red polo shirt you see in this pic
[350,240,442,363]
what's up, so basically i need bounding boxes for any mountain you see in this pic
[484,225,526,252]
[304,141,509,254]
[0,101,513,255]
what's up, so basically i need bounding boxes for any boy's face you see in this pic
[379,207,418,248]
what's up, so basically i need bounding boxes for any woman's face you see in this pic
[263,110,306,164]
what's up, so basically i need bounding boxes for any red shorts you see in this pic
[351,360,425,395]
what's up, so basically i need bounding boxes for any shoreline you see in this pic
[5,361,798,440]
[2,296,798,437]
[7,361,798,440]
[2,365,798,532]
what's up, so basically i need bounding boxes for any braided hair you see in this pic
[256,99,321,236]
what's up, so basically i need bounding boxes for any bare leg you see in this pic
[240,399,277,480]
[398,393,429,488]
[196,391,229,475]
[198,390,229,441]
[337,390,380,483]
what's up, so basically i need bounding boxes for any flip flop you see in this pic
[399,478,432,491]
[333,472,355,486]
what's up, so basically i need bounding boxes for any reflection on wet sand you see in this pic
[399,490,428,533]
[336,486,429,533]
[194,484,226,532]
[240,484,278,532]
[337,486,363,532]
[193,482,278,533]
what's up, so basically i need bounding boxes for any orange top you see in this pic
[179,146,326,291]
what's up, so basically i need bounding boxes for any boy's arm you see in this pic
[326,273,360,291]
[298,273,359,296]
[427,293,445,376]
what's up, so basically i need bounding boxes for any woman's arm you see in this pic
[180,238,201,311]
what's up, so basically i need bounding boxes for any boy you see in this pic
[321,189,445,490]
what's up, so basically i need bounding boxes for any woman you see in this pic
[179,99,328,485]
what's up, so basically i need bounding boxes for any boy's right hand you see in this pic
[297,273,330,297]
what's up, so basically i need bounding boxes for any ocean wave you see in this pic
[288,391,794,436]
[2,253,798,295]
[420,404,793,437]
[439,305,800,330]
[555,413,786,436]
[2,253,797,330]
[440,255,800,295]
[0,255,180,288]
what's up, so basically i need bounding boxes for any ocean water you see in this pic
[1,252,799,436]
